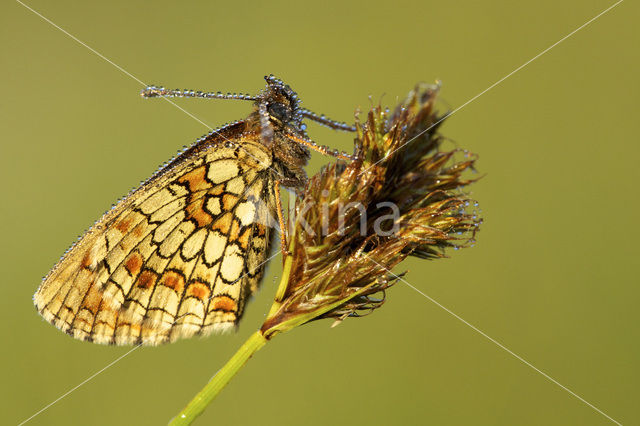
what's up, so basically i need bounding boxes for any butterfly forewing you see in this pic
[34,124,278,345]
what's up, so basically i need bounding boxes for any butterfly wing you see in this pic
[34,125,278,345]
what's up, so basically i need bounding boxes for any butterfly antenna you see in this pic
[300,108,356,132]
[141,86,258,101]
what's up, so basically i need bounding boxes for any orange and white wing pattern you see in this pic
[34,127,278,345]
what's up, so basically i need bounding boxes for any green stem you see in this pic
[169,330,268,425]
[265,253,294,319]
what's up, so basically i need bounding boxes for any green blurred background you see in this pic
[2,0,638,424]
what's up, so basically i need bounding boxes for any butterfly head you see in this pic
[259,74,305,133]
[256,75,354,166]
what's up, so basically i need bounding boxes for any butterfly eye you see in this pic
[267,102,290,123]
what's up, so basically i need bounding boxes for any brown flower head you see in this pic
[261,83,481,337]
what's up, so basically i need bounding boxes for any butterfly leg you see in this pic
[285,133,353,161]
[273,180,290,256]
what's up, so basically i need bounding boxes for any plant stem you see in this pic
[265,253,294,320]
[170,330,268,425]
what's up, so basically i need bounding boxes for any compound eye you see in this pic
[267,102,290,122]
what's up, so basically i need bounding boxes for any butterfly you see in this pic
[33,75,354,345]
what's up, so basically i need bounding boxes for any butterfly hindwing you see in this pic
[34,128,278,345]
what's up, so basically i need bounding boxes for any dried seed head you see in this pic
[261,83,482,336]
